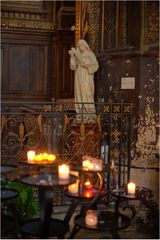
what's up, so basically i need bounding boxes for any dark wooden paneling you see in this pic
[34,45,48,93]
[53,30,74,100]
[60,39,74,96]
[1,30,52,101]
[1,46,6,92]
[8,45,31,91]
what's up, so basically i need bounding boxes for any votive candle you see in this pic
[84,180,92,189]
[93,159,102,171]
[127,182,136,195]
[48,154,56,162]
[27,151,35,163]
[58,164,70,180]
[43,152,49,160]
[83,189,93,198]
[82,159,91,170]
[68,180,79,194]
[34,154,43,162]
[85,210,98,226]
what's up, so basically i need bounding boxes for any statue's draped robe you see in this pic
[70,50,99,122]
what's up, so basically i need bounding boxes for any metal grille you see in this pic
[1,101,133,188]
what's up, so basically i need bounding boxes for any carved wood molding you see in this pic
[1,1,56,31]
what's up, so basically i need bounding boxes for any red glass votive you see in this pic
[83,189,93,198]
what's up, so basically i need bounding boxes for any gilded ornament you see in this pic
[88,1,100,51]
[104,105,110,113]
[124,106,130,113]
[64,115,69,133]
[44,105,51,112]
[19,122,25,141]
[113,105,120,113]
[80,122,85,139]
[112,129,120,139]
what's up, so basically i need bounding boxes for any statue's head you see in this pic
[77,39,91,52]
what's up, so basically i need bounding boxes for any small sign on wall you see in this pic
[121,77,135,89]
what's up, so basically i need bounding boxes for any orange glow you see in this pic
[83,189,93,198]
[43,153,49,160]
[85,210,98,226]
[48,154,56,162]
[68,180,79,194]
[34,154,43,162]
[33,152,56,163]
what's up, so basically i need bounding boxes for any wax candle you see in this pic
[34,154,43,162]
[88,162,94,170]
[27,151,35,163]
[48,154,56,162]
[43,153,49,160]
[68,180,79,194]
[58,164,70,180]
[70,171,79,177]
[82,159,91,170]
[93,159,102,171]
[85,210,98,226]
[127,182,136,195]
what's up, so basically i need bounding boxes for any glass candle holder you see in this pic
[85,210,98,226]
[93,159,102,171]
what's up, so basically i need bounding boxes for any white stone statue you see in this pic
[68,39,99,123]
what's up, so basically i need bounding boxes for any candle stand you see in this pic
[1,164,19,237]
[112,186,153,216]
[67,165,137,239]
[1,159,155,239]
[1,164,17,173]
[19,168,77,239]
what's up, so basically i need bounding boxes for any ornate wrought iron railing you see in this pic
[1,101,133,187]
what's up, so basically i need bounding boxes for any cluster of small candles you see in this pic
[27,151,72,181]
[67,155,103,195]
[26,149,140,232]
[27,150,139,234]
[27,151,137,199]
[82,155,102,171]
[27,151,56,163]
